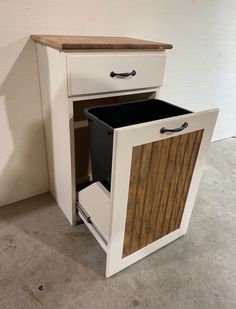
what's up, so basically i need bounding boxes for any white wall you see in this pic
[1,0,236,206]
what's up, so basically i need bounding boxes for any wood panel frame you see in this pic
[106,109,218,277]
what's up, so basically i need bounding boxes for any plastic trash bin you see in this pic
[85,99,191,191]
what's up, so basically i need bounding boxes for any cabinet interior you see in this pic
[73,92,156,186]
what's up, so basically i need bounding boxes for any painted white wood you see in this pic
[37,44,76,225]
[78,182,111,241]
[106,108,219,277]
[70,88,157,101]
[67,52,166,96]
[68,99,77,223]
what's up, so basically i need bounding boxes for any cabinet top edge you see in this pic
[31,34,173,51]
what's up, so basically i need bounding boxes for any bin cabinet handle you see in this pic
[160,122,188,134]
[110,70,136,78]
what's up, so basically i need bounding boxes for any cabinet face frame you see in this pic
[106,109,218,277]
[36,43,160,226]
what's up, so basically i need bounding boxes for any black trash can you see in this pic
[85,99,191,191]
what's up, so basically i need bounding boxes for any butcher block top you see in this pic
[31,35,173,51]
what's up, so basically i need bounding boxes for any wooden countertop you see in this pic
[31,35,173,51]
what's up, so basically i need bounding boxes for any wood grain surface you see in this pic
[123,130,204,258]
[31,35,173,51]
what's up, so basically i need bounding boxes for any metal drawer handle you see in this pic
[110,70,136,78]
[160,122,188,134]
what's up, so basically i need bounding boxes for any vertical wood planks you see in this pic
[123,130,204,257]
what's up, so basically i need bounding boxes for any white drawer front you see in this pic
[67,52,166,96]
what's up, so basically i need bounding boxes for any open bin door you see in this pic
[106,108,218,277]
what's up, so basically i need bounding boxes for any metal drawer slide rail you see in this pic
[76,202,107,246]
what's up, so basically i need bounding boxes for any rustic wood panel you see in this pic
[123,130,204,257]
[174,131,204,230]
[31,35,173,51]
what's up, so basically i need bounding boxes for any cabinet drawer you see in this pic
[106,106,218,276]
[78,100,219,277]
[67,52,166,96]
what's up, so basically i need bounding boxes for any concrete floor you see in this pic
[0,138,236,309]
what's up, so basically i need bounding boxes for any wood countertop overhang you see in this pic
[31,35,173,51]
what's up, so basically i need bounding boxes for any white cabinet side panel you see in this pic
[37,45,76,225]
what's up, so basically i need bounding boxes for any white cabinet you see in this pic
[33,35,218,277]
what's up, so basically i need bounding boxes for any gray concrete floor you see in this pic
[0,138,236,309]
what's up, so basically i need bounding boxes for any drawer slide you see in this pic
[77,203,107,245]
